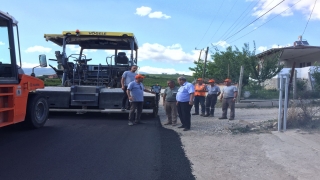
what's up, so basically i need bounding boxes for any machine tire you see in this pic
[25,94,49,129]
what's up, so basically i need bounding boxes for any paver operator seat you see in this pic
[115,52,129,66]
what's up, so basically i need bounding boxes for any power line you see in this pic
[228,0,302,44]
[216,0,285,45]
[206,0,240,45]
[302,0,318,36]
[218,0,257,41]
[221,0,270,41]
[196,0,225,47]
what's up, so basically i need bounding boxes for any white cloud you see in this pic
[257,46,268,52]
[135,6,171,19]
[257,43,292,53]
[148,11,171,19]
[21,62,43,68]
[0,41,4,45]
[252,0,320,20]
[138,66,192,75]
[271,43,291,48]
[68,45,97,53]
[212,41,231,48]
[25,46,51,53]
[135,6,152,16]
[138,43,199,63]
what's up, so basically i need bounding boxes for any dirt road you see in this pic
[159,100,320,180]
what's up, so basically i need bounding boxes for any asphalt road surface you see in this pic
[0,112,195,180]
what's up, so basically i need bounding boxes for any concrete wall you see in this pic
[263,78,313,91]
[262,66,318,90]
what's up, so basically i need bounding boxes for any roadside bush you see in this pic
[297,90,320,99]
[296,79,308,91]
[287,99,320,129]
[250,89,279,99]
[242,80,279,99]
[242,87,279,99]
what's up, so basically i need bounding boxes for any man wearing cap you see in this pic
[121,65,138,111]
[163,80,179,126]
[204,79,221,117]
[127,74,155,126]
[219,78,238,120]
[193,78,207,116]
[176,76,195,131]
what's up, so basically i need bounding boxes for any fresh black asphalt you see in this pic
[0,112,195,180]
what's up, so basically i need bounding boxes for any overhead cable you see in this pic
[206,0,240,45]
[302,0,318,36]
[220,0,269,41]
[228,0,302,44]
[218,0,285,45]
[196,0,225,47]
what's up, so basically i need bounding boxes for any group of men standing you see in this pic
[191,78,237,120]
[121,65,238,130]
[163,77,238,131]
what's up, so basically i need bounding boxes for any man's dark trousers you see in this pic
[205,94,217,115]
[122,86,130,109]
[194,96,205,114]
[177,102,193,129]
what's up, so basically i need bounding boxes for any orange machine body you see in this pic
[0,74,45,127]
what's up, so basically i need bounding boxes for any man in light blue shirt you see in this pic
[176,76,194,131]
[219,78,238,120]
[204,79,221,117]
[127,74,155,126]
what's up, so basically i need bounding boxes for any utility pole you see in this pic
[202,46,209,79]
[237,66,244,103]
[198,50,203,62]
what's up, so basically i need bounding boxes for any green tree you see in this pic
[311,62,320,90]
[189,42,283,87]
[246,42,283,86]
[188,59,209,78]
[211,46,251,84]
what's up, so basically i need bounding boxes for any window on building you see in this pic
[300,62,305,68]
[306,62,311,66]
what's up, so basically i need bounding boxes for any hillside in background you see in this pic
[22,68,55,76]
[143,74,194,88]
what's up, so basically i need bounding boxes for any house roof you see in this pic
[256,45,320,62]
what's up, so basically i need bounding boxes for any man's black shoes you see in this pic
[218,117,228,119]
[134,121,145,124]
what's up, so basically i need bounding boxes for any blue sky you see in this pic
[2,0,320,75]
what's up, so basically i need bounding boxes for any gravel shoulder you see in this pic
[158,99,320,180]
